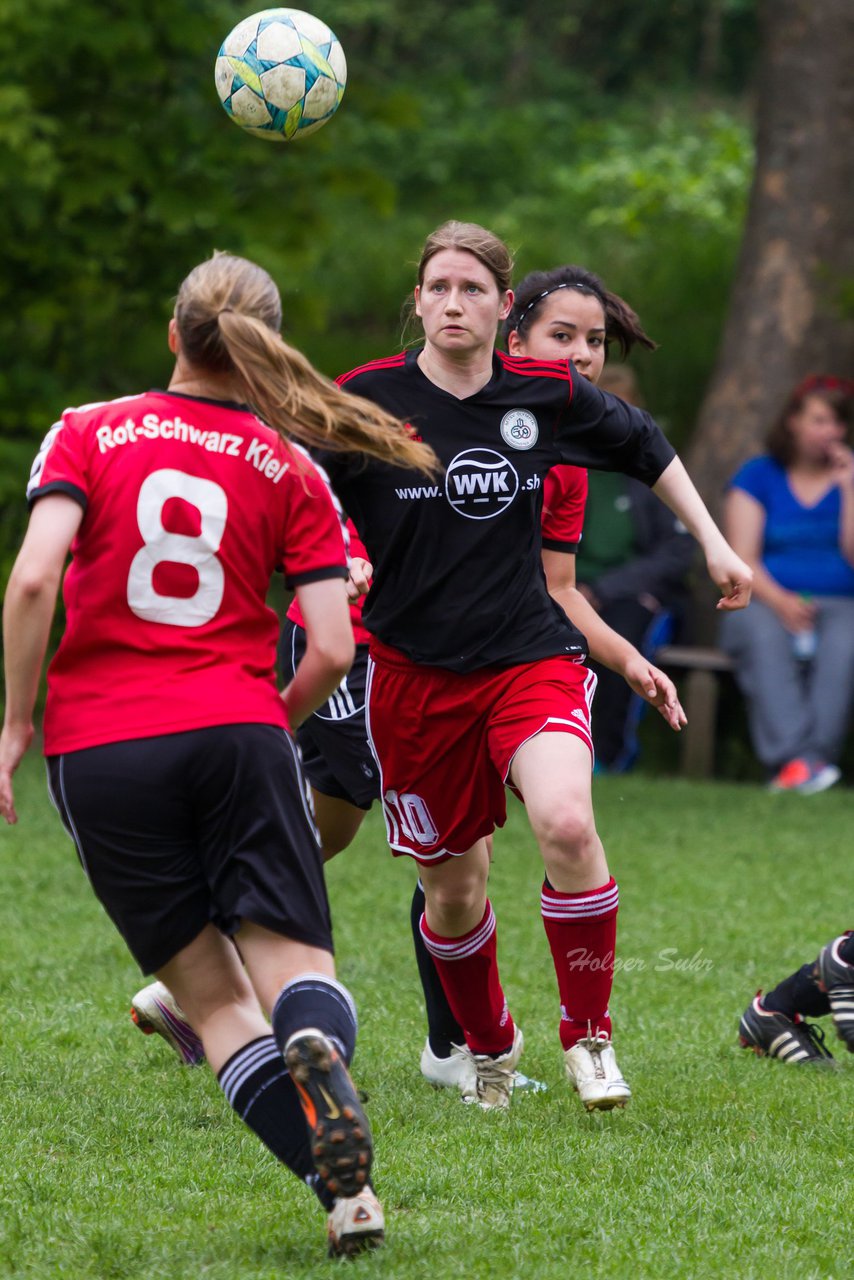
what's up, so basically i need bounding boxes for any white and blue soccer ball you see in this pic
[215,8,346,141]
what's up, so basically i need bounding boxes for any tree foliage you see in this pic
[0,0,756,472]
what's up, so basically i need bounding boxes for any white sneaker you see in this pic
[421,1036,547,1099]
[327,1186,385,1257]
[420,1039,478,1093]
[564,1029,631,1111]
[464,1025,524,1110]
[130,981,205,1066]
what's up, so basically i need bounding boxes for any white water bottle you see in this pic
[792,594,816,661]
[792,628,817,661]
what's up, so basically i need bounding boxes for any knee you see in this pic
[424,869,488,934]
[534,803,598,863]
[428,878,485,922]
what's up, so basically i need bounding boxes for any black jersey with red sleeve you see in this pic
[27,390,349,754]
[320,348,675,672]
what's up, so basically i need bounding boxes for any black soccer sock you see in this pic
[411,880,465,1057]
[270,972,358,1066]
[217,1035,334,1211]
[762,963,830,1019]
[838,933,854,965]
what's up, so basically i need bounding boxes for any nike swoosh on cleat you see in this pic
[319,1085,341,1119]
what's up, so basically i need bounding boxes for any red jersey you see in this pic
[286,518,372,644]
[542,465,587,552]
[27,390,348,754]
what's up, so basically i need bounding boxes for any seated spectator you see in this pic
[719,375,854,793]
[575,364,695,770]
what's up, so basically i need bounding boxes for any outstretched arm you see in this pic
[542,549,686,732]
[1,495,83,824]
[652,457,752,610]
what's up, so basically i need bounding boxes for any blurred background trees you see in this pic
[688,0,854,520]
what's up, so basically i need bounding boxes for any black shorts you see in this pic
[47,724,332,974]
[279,620,379,810]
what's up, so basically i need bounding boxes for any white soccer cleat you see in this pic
[130,981,205,1066]
[464,1025,524,1110]
[327,1186,385,1258]
[564,1029,631,1111]
[420,1039,478,1093]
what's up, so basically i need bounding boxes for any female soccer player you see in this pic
[319,220,751,1110]
[0,252,436,1257]
[415,262,688,1106]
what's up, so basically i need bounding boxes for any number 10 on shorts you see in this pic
[383,789,439,848]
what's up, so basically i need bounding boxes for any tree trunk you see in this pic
[687,0,854,533]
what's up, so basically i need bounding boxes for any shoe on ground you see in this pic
[768,758,841,795]
[421,1036,547,1098]
[284,1028,373,1200]
[462,1024,524,1110]
[564,1028,631,1111]
[738,994,835,1064]
[327,1186,385,1258]
[815,935,854,1052]
[130,981,206,1066]
[420,1039,478,1093]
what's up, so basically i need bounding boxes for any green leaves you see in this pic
[0,0,755,452]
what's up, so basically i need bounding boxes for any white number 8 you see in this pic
[127,469,228,627]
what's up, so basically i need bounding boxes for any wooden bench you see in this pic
[652,645,735,779]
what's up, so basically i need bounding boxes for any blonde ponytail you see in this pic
[175,253,439,476]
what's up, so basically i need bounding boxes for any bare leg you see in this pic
[510,731,607,890]
[311,789,368,861]
[234,919,336,1018]
[418,838,491,936]
[511,731,628,1106]
[156,924,269,1073]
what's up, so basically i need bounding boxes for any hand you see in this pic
[621,656,687,732]
[772,590,817,635]
[0,722,34,825]
[827,440,854,487]
[708,546,753,611]
[346,557,373,604]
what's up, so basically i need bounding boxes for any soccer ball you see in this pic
[215,8,346,141]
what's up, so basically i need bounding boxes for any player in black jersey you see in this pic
[411,260,688,1108]
[320,220,752,1110]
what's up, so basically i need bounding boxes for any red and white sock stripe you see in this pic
[541,878,619,921]
[420,902,496,960]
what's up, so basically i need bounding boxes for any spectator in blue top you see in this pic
[720,375,854,793]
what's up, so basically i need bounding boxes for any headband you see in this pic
[794,374,854,399]
[516,280,601,330]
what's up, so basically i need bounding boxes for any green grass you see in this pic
[1,754,852,1279]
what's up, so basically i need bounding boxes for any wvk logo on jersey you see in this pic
[445,449,519,520]
[500,408,539,450]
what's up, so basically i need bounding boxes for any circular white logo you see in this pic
[500,408,539,450]
[445,448,519,520]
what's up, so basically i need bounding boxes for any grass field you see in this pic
[1,753,852,1279]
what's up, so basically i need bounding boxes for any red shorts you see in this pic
[365,640,596,865]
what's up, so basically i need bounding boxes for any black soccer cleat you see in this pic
[815,934,854,1052]
[739,994,835,1065]
[284,1028,373,1199]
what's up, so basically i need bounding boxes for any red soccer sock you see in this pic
[541,877,619,1050]
[419,901,514,1055]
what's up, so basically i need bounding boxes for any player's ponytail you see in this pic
[175,253,439,475]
